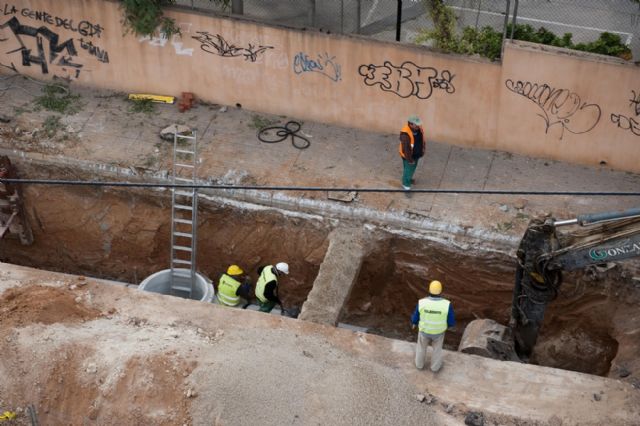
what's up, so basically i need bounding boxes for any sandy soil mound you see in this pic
[0,284,100,330]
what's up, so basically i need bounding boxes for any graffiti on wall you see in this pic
[138,22,194,56]
[610,90,640,137]
[358,60,455,99]
[0,5,108,79]
[79,38,108,63]
[3,4,104,38]
[505,79,601,140]
[293,52,341,81]
[192,32,272,62]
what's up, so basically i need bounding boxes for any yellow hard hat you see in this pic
[227,265,243,276]
[429,280,442,295]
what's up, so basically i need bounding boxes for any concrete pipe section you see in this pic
[138,269,214,302]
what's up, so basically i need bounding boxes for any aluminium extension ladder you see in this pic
[169,128,199,297]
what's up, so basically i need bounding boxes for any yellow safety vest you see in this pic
[255,266,277,303]
[398,124,425,159]
[418,297,450,335]
[217,274,241,306]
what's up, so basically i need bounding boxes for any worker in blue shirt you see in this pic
[411,280,455,372]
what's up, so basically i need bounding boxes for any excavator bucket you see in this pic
[458,319,520,361]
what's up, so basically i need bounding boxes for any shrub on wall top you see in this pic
[120,0,229,37]
[416,1,632,61]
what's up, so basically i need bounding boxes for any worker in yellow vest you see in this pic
[216,265,252,308]
[411,280,455,372]
[398,115,426,192]
[255,262,289,313]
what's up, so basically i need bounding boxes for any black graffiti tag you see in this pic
[0,16,82,77]
[79,38,108,63]
[357,61,455,100]
[629,90,640,117]
[611,113,640,137]
[505,79,601,140]
[192,32,273,62]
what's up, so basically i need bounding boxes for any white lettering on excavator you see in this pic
[590,242,640,261]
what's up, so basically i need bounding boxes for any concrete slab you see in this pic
[299,228,367,326]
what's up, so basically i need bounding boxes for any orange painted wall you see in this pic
[0,0,638,172]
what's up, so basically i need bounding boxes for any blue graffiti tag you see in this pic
[293,52,341,82]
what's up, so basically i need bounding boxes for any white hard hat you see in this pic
[275,262,289,275]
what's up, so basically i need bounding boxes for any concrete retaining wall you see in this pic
[1,0,639,172]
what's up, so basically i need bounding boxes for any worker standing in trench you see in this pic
[216,265,252,308]
[255,262,289,313]
[411,280,456,372]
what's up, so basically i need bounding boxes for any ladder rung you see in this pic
[175,163,194,168]
[171,285,192,293]
[175,190,194,196]
[174,177,193,182]
[173,245,193,252]
[171,270,194,277]
[176,149,195,154]
[174,219,193,224]
[172,259,192,265]
[174,232,192,238]
[174,204,193,211]
[176,134,196,140]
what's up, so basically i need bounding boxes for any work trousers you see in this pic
[415,331,445,372]
[402,158,419,188]
[259,299,277,313]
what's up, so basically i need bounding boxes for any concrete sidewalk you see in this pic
[1,76,639,244]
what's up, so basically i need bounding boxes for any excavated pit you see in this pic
[339,237,640,377]
[1,177,639,378]
[0,184,328,310]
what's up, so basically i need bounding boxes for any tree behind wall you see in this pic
[120,0,230,37]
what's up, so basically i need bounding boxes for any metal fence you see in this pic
[174,0,640,60]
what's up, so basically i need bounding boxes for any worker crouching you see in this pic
[411,280,456,372]
[216,265,252,308]
[255,262,289,313]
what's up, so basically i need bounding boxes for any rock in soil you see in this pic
[465,411,485,426]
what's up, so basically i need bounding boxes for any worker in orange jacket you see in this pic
[398,115,426,191]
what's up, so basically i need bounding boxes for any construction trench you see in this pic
[1,159,639,381]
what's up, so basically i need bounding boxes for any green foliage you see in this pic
[416,2,632,61]
[249,114,277,130]
[128,98,155,114]
[34,84,82,114]
[573,32,632,59]
[120,0,230,37]
[43,115,63,137]
[416,0,459,51]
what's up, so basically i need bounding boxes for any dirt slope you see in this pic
[1,263,639,426]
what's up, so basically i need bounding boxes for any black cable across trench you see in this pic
[1,178,639,197]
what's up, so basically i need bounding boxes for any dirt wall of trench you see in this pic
[341,236,640,378]
[0,183,330,308]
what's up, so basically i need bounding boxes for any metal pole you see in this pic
[357,0,361,34]
[308,0,316,27]
[341,0,344,33]
[501,0,510,59]
[510,0,519,40]
[232,0,243,14]
[396,0,402,41]
[475,0,482,31]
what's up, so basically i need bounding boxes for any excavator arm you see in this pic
[459,207,640,361]
[512,208,640,359]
